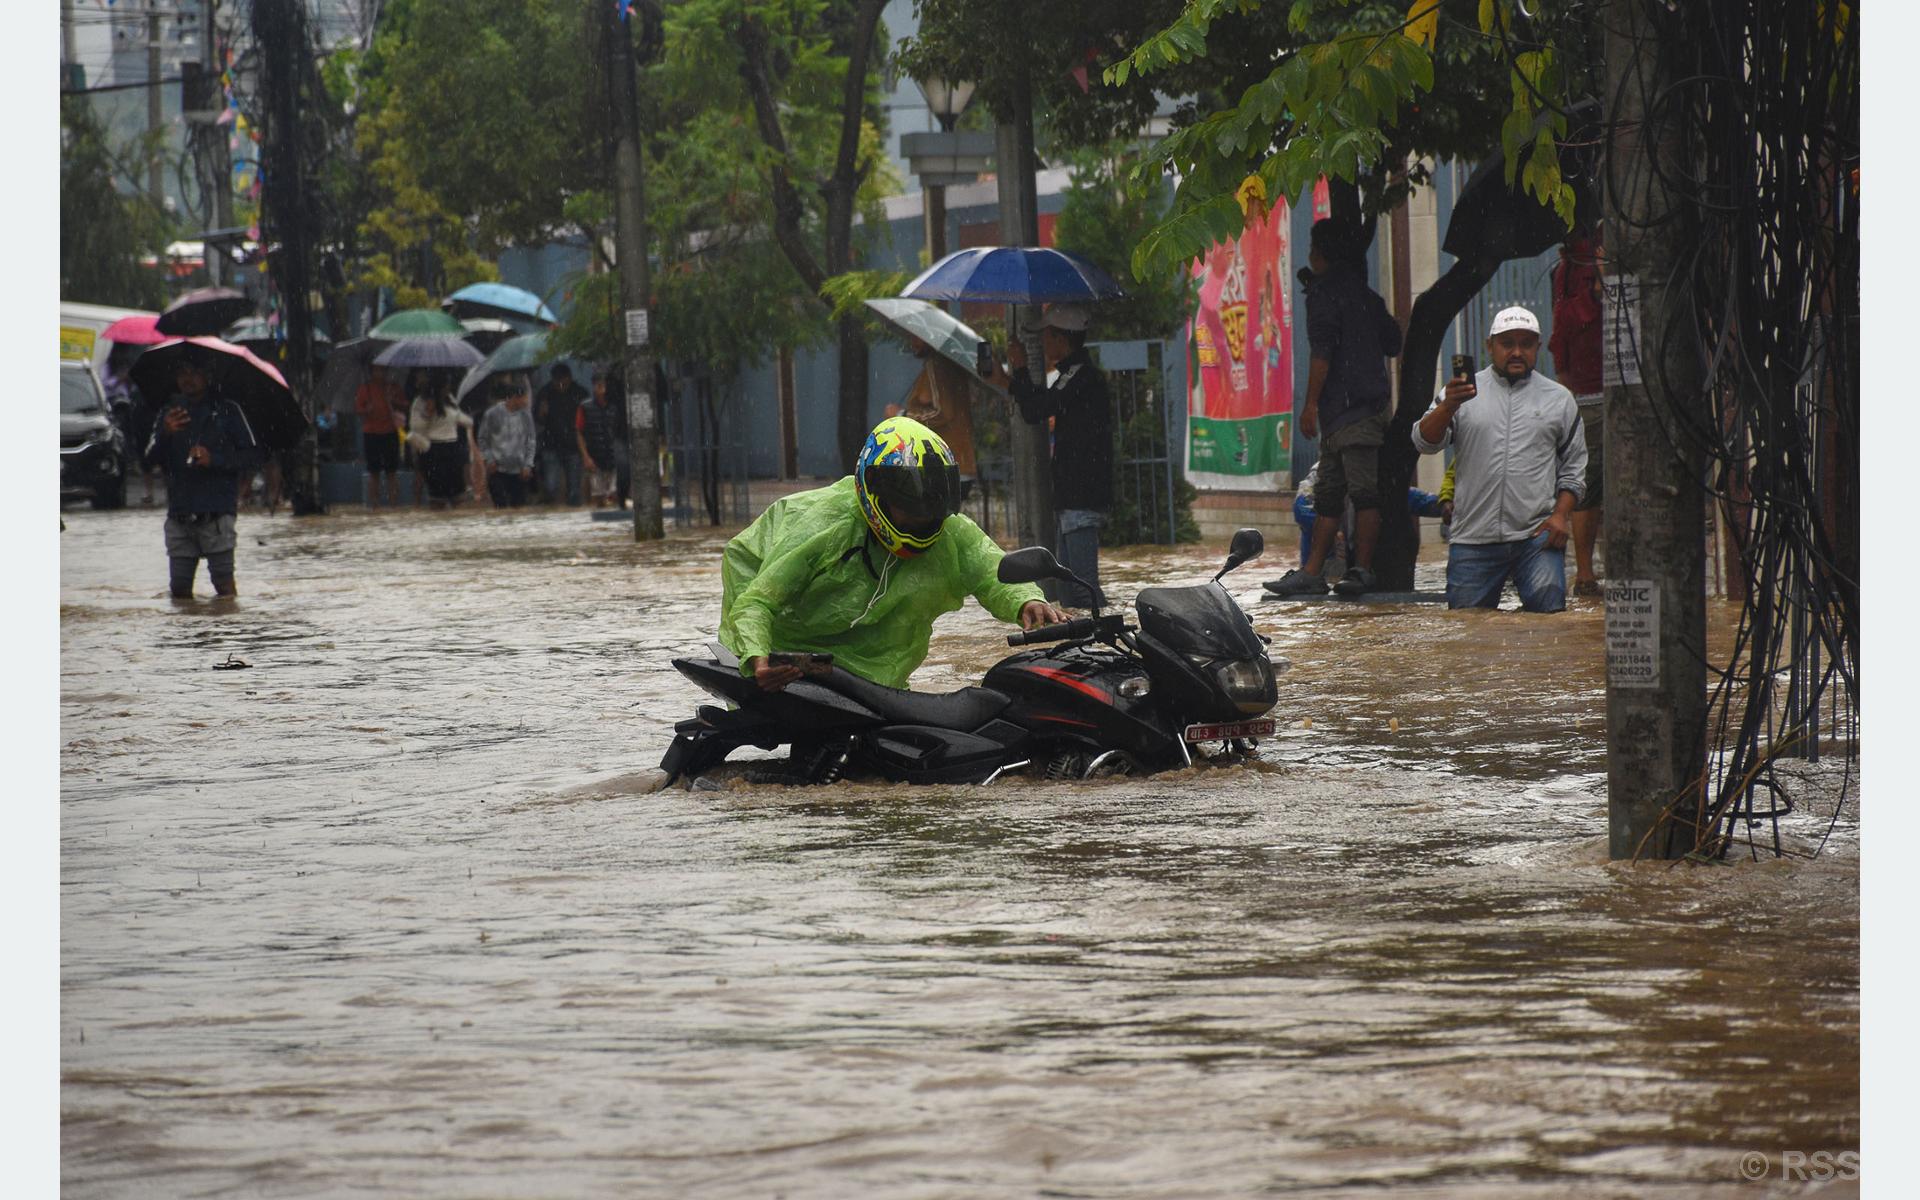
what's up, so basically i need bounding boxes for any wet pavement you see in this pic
[59,503,1858,1197]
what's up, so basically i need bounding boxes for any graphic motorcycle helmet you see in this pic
[854,416,962,557]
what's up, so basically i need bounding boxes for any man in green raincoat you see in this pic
[720,416,1072,691]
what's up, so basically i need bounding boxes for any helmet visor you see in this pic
[866,461,961,539]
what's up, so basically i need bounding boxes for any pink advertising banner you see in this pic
[1185,197,1296,488]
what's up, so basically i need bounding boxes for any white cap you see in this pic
[1020,302,1092,333]
[1488,306,1541,336]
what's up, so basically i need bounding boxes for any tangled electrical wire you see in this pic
[1604,0,1858,860]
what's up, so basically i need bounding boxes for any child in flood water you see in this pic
[142,344,260,599]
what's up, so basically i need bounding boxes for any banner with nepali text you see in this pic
[1185,192,1295,490]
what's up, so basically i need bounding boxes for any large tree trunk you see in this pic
[1372,253,1503,591]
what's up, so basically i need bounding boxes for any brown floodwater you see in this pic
[60,503,1858,1197]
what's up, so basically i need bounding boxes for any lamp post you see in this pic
[904,76,987,265]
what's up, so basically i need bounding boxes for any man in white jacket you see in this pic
[1412,306,1587,612]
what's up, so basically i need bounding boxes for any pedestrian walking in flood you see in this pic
[533,364,588,505]
[1413,306,1587,612]
[478,375,537,508]
[575,372,622,508]
[355,364,408,508]
[1265,218,1403,599]
[407,371,478,509]
[900,335,980,503]
[988,302,1112,609]
[142,342,259,599]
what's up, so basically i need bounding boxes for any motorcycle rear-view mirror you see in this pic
[997,546,1064,585]
[1214,528,1265,581]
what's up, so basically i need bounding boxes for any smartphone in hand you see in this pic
[975,340,994,378]
[1450,354,1477,400]
[767,651,834,672]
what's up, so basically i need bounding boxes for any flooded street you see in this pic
[60,504,1858,1197]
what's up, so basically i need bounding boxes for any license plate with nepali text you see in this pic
[1183,718,1276,743]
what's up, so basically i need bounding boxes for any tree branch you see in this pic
[733,13,826,293]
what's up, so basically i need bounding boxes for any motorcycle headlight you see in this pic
[1213,659,1274,712]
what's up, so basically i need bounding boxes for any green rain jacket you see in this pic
[719,476,1045,690]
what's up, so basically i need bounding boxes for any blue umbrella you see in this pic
[901,246,1126,304]
[455,332,554,410]
[443,282,559,325]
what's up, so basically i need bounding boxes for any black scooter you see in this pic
[658,528,1282,787]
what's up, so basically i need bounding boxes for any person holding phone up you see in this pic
[1413,306,1587,612]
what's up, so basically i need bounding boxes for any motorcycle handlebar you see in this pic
[1008,617,1097,646]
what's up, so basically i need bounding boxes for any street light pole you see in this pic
[994,66,1054,557]
[607,0,662,541]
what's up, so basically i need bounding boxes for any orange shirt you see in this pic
[355,379,403,434]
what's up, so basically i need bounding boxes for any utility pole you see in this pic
[62,0,79,88]
[187,0,231,286]
[606,1,663,541]
[1603,0,1708,859]
[147,0,165,205]
[994,65,1054,557]
[255,0,323,515]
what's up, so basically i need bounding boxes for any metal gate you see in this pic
[963,338,1185,547]
[661,371,751,529]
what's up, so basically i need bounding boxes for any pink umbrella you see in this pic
[129,336,308,452]
[101,314,166,345]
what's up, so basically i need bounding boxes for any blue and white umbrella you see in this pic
[900,246,1126,305]
[443,282,559,326]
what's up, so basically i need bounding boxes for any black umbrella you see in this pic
[129,337,309,453]
[156,287,256,337]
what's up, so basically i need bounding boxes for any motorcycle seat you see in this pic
[814,667,1012,731]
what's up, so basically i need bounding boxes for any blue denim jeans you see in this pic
[540,447,582,506]
[1446,532,1566,612]
[1057,509,1106,609]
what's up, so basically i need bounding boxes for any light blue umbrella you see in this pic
[901,246,1126,304]
[455,332,554,410]
[443,282,559,325]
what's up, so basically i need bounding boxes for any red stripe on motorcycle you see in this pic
[1021,665,1112,703]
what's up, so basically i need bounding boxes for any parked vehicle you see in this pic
[658,529,1282,787]
[61,362,130,510]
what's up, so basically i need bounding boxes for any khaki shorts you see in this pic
[163,513,238,558]
[1577,404,1604,510]
[1313,407,1387,514]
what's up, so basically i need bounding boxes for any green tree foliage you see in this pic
[1109,0,1596,276]
[1052,144,1190,340]
[896,0,1190,147]
[343,0,888,389]
[59,98,173,309]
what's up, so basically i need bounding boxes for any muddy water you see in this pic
[60,505,1858,1197]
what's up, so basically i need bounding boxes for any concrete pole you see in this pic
[1603,1,1709,859]
[62,0,78,87]
[994,66,1054,555]
[147,0,164,205]
[607,2,663,541]
[201,0,228,286]
[924,183,947,265]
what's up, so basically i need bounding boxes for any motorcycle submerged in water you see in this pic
[657,528,1283,787]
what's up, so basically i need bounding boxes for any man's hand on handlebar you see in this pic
[1019,599,1073,629]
